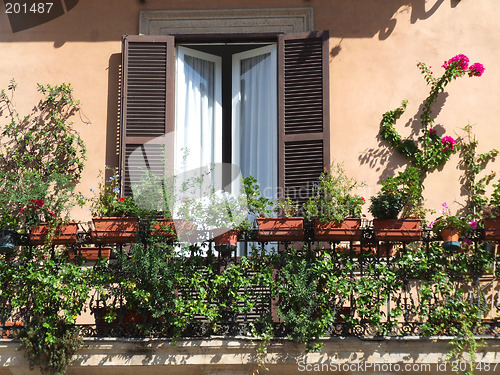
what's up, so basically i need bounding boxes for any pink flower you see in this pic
[49,211,55,217]
[361,197,365,203]
[469,220,477,229]
[441,136,456,152]
[442,54,469,71]
[20,207,25,213]
[469,62,485,77]
[428,221,434,229]
[463,238,473,246]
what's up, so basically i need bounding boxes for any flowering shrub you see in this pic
[469,62,485,77]
[90,169,140,217]
[441,135,456,152]
[379,54,485,221]
[20,199,56,230]
[441,54,485,77]
[431,202,473,236]
[0,81,86,234]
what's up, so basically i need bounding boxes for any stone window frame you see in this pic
[139,8,313,35]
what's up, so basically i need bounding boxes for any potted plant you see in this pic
[20,198,79,246]
[183,186,251,254]
[482,181,500,240]
[303,163,365,242]
[256,196,305,242]
[67,245,112,260]
[369,168,423,242]
[432,202,472,250]
[130,168,198,244]
[205,191,249,254]
[90,169,140,244]
[243,176,305,242]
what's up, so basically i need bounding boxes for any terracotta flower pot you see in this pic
[151,219,197,242]
[346,243,396,257]
[29,222,78,245]
[91,217,138,244]
[1,321,23,338]
[95,306,144,325]
[213,228,240,256]
[313,218,362,241]
[441,227,461,251]
[483,218,500,240]
[68,246,112,260]
[373,218,422,242]
[256,217,305,242]
[214,228,239,247]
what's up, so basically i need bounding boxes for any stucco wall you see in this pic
[0,0,498,221]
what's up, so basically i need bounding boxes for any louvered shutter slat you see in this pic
[278,32,330,205]
[120,35,175,196]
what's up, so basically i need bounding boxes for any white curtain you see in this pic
[232,45,277,201]
[175,47,222,177]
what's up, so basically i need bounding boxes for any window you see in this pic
[120,32,330,206]
[175,43,277,199]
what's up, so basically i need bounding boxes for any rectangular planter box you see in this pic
[484,218,500,240]
[29,222,78,245]
[313,218,362,242]
[91,217,139,244]
[151,219,197,242]
[1,321,23,338]
[68,246,112,260]
[256,217,305,242]
[214,228,239,247]
[373,218,422,242]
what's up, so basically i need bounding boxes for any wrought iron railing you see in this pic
[1,220,499,340]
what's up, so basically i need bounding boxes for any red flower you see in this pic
[118,197,125,202]
[48,211,55,217]
[360,197,366,204]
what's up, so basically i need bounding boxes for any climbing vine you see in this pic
[379,54,485,213]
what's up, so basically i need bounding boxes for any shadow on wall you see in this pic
[106,53,121,171]
[327,0,447,41]
[0,0,451,44]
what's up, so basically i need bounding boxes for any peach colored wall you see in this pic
[0,0,498,221]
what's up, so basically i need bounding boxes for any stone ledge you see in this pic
[1,336,500,374]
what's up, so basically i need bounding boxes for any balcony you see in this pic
[1,219,500,373]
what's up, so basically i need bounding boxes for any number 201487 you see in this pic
[5,3,54,14]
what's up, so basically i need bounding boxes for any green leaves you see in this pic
[303,162,365,223]
[0,81,87,233]
[3,257,91,375]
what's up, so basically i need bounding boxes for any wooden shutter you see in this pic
[120,35,175,196]
[278,31,330,205]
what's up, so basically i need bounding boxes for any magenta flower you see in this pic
[469,62,485,77]
[469,220,477,229]
[463,238,473,246]
[428,221,434,229]
[429,128,437,136]
[441,136,456,152]
[442,54,469,71]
